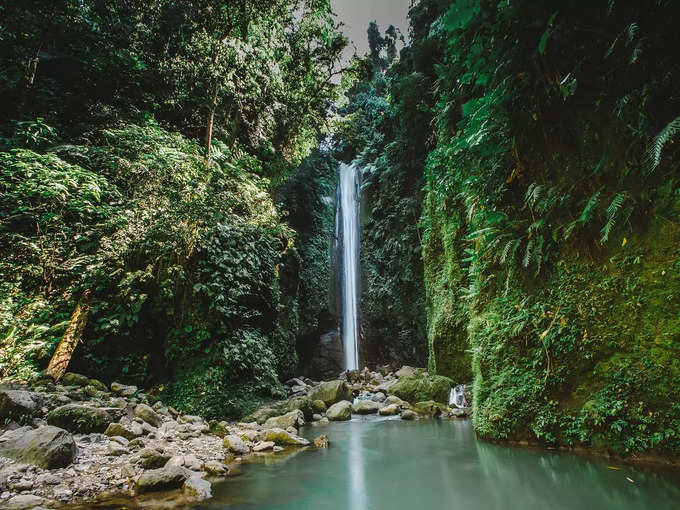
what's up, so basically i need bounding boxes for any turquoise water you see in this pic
[195,417,680,510]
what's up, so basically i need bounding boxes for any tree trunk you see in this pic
[204,78,219,164]
[46,290,91,381]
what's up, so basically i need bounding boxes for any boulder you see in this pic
[388,373,453,404]
[203,460,226,475]
[107,443,129,456]
[263,410,304,430]
[413,400,448,418]
[400,410,417,421]
[208,420,229,438]
[311,400,327,413]
[326,400,352,421]
[352,400,380,415]
[373,392,387,402]
[46,404,112,433]
[135,466,188,493]
[307,380,352,405]
[280,395,315,419]
[378,404,400,416]
[223,435,250,455]
[253,441,275,452]
[61,372,89,387]
[4,494,47,509]
[87,378,108,392]
[134,404,162,427]
[110,382,137,397]
[395,366,417,378]
[0,390,39,420]
[0,426,75,468]
[105,421,143,440]
[263,428,310,446]
[139,448,172,469]
[384,395,408,407]
[184,474,211,499]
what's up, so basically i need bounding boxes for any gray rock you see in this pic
[110,435,129,446]
[110,382,137,397]
[373,392,387,402]
[46,404,112,433]
[135,465,188,493]
[0,390,39,420]
[395,366,417,378]
[352,400,380,415]
[105,421,143,440]
[203,460,226,475]
[263,410,305,430]
[134,404,162,427]
[307,380,352,405]
[223,435,249,455]
[326,400,352,421]
[0,426,75,469]
[183,474,211,499]
[107,443,129,456]
[400,409,417,420]
[253,441,275,452]
[378,403,400,416]
[4,494,46,509]
[138,448,171,469]
[183,454,202,471]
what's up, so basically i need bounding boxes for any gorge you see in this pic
[1,0,679,508]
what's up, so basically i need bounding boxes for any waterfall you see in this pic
[449,384,468,409]
[338,163,360,371]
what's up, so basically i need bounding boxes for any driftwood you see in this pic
[45,290,91,381]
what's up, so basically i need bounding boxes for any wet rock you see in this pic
[46,404,112,433]
[183,454,203,471]
[400,410,417,421]
[313,435,329,448]
[307,380,352,405]
[0,425,75,469]
[203,460,226,476]
[0,390,39,420]
[413,400,448,418]
[183,474,211,499]
[384,395,408,407]
[263,428,310,446]
[378,403,400,416]
[373,392,387,402]
[311,399,327,413]
[388,373,453,404]
[134,404,162,427]
[326,400,352,421]
[263,410,304,430]
[135,465,188,493]
[450,408,472,418]
[87,379,108,392]
[110,382,137,397]
[253,441,275,452]
[312,413,322,421]
[223,435,250,455]
[61,372,89,387]
[352,400,380,415]
[395,366,417,378]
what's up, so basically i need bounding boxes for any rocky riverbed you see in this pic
[0,366,469,509]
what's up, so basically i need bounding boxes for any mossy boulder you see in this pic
[0,426,75,468]
[388,373,453,404]
[326,400,352,421]
[87,379,108,392]
[46,405,113,433]
[412,400,448,418]
[134,404,162,427]
[135,466,188,493]
[308,380,352,405]
[263,410,304,430]
[61,373,89,387]
[263,428,310,446]
[352,400,379,414]
[311,399,327,413]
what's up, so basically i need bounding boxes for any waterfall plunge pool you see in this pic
[188,418,679,510]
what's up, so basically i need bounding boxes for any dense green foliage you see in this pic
[0,0,345,419]
[344,0,680,457]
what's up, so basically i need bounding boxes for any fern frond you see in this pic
[578,191,601,224]
[523,239,533,268]
[600,191,628,243]
[645,116,680,173]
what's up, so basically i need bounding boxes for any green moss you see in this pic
[388,373,453,404]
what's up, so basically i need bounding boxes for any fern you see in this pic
[645,116,680,173]
[600,191,628,243]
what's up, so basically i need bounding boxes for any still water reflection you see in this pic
[195,418,680,510]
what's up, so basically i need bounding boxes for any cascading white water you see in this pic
[449,384,468,409]
[339,163,360,371]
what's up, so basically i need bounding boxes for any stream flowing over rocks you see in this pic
[0,366,470,508]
